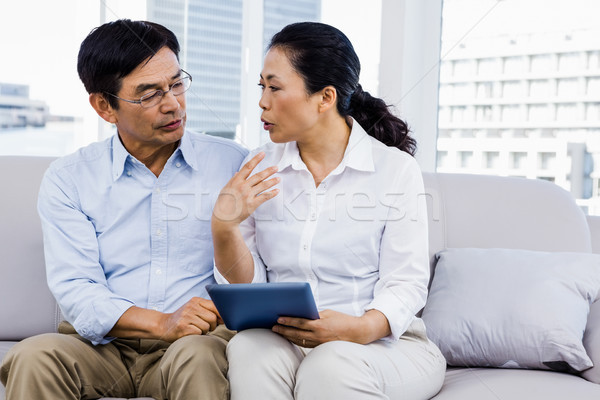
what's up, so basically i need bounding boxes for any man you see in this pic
[0,19,247,399]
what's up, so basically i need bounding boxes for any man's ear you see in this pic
[89,93,118,123]
[318,86,337,113]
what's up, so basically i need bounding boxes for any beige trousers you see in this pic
[0,322,235,400]
[227,319,446,400]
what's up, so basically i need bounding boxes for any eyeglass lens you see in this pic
[140,75,191,108]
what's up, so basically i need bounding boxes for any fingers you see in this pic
[272,324,315,348]
[238,152,266,180]
[197,298,220,316]
[193,298,220,332]
[277,316,311,330]
[246,165,279,188]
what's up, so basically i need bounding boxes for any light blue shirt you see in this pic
[38,131,247,345]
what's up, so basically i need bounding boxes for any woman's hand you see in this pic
[212,152,280,228]
[272,309,391,348]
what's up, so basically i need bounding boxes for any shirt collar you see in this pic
[342,118,375,172]
[111,130,198,181]
[111,135,130,181]
[178,130,199,171]
[276,117,374,173]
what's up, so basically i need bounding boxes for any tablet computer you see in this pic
[205,282,320,331]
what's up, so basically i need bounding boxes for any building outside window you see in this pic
[437,0,600,214]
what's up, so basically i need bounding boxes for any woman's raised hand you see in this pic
[212,152,280,227]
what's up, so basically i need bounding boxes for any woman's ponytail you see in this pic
[349,85,416,155]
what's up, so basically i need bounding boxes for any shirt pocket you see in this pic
[175,218,213,274]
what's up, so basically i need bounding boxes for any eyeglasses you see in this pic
[104,70,192,109]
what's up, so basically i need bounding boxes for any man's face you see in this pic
[111,46,187,154]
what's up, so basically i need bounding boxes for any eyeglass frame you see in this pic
[103,70,193,109]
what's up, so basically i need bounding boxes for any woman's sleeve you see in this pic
[365,156,430,340]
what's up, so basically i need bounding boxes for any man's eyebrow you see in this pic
[134,70,182,94]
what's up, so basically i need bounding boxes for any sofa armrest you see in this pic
[582,299,600,383]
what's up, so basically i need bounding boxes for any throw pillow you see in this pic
[421,248,600,372]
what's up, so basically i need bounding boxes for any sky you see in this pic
[0,0,598,118]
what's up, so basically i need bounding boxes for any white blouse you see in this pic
[215,119,430,340]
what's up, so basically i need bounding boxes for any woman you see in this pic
[211,22,446,400]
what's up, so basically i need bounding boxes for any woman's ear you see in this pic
[318,86,337,113]
[89,93,118,124]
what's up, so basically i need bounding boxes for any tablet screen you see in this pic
[206,282,319,331]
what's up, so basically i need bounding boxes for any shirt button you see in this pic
[155,187,161,193]
[303,244,308,251]
[176,162,182,168]
[156,229,162,236]
[126,171,132,177]
[155,269,162,275]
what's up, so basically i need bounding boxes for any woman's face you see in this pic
[258,47,322,143]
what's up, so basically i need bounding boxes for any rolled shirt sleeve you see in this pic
[39,165,134,345]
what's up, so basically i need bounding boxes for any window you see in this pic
[502,81,523,98]
[556,103,578,121]
[2,0,387,156]
[504,56,525,75]
[529,80,552,98]
[437,151,449,168]
[588,51,600,69]
[511,152,528,169]
[438,0,600,214]
[459,151,474,168]
[483,151,500,169]
[538,152,556,170]
[475,105,493,122]
[587,103,600,121]
[587,78,600,95]
[528,105,551,122]
[478,58,500,75]
[501,105,522,122]
[558,52,581,71]
[476,82,494,98]
[454,60,477,77]
[557,78,580,97]
[530,54,554,73]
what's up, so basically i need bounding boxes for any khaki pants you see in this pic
[0,322,235,400]
[227,319,446,400]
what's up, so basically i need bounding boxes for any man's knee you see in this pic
[2,334,69,371]
[1,333,77,388]
[163,334,228,373]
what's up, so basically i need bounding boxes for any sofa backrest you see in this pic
[0,155,594,340]
[422,172,593,272]
[0,156,60,340]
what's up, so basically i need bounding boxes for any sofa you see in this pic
[1,155,599,399]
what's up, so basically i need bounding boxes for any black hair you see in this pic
[268,22,416,155]
[77,19,180,109]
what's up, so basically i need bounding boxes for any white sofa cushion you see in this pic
[431,368,600,399]
[422,248,600,372]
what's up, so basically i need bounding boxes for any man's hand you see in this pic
[158,297,223,342]
[109,298,223,342]
[272,309,391,348]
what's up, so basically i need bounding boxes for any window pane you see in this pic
[438,0,600,214]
